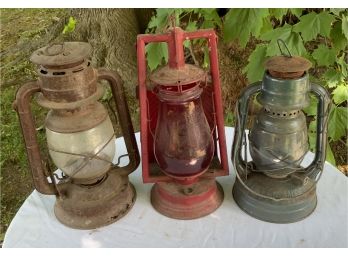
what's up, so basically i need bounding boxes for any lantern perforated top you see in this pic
[30,42,91,66]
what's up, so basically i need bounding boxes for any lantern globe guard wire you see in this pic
[48,132,130,182]
[232,82,330,201]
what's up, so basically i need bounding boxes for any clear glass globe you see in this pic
[46,116,115,180]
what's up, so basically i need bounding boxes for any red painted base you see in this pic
[151,178,224,219]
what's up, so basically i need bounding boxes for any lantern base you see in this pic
[151,178,224,220]
[232,172,317,223]
[54,170,136,229]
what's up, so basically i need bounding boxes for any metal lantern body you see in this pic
[232,55,331,223]
[14,42,140,229]
[137,27,228,219]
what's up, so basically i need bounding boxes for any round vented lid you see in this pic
[30,42,91,66]
[264,55,312,73]
[150,64,206,86]
[265,39,312,79]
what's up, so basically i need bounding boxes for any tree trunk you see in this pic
[135,8,155,33]
[69,9,140,95]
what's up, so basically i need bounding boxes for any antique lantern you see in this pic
[232,43,331,223]
[14,42,140,229]
[137,27,229,219]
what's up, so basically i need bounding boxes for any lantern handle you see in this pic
[277,39,292,58]
[97,69,140,175]
[304,83,331,181]
[232,82,261,180]
[14,81,57,195]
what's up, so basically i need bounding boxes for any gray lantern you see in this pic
[232,43,331,223]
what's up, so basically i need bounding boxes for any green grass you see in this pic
[0,8,67,241]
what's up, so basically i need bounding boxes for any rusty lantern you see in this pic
[14,42,140,229]
[232,42,331,223]
[137,27,229,219]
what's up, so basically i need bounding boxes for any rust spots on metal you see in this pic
[15,42,141,229]
[45,102,108,133]
[264,56,312,79]
[30,42,91,67]
[151,178,224,219]
[150,64,206,86]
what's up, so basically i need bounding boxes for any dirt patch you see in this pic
[330,137,348,173]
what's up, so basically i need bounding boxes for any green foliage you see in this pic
[308,113,338,166]
[261,24,307,56]
[224,9,269,47]
[269,8,289,20]
[330,20,347,51]
[323,68,345,88]
[145,42,168,71]
[293,11,335,42]
[243,44,268,83]
[328,106,348,141]
[197,8,222,29]
[145,8,348,166]
[341,15,348,39]
[62,16,76,34]
[332,84,348,104]
[290,9,303,18]
[312,45,337,66]
[145,8,222,71]
[224,111,235,126]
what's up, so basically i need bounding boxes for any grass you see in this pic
[0,8,67,241]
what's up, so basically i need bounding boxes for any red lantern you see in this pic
[137,27,228,219]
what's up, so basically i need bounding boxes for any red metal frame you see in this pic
[137,27,228,183]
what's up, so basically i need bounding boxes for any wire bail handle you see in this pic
[277,39,292,58]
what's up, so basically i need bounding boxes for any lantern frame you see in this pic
[137,27,229,184]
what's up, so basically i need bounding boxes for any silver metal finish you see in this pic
[257,73,310,111]
[232,72,331,223]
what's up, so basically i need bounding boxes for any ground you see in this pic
[0,8,67,241]
[0,9,347,243]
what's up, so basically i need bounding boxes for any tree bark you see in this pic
[69,9,140,95]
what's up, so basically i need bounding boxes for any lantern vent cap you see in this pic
[150,64,206,86]
[265,39,312,79]
[264,55,312,73]
[30,42,91,67]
